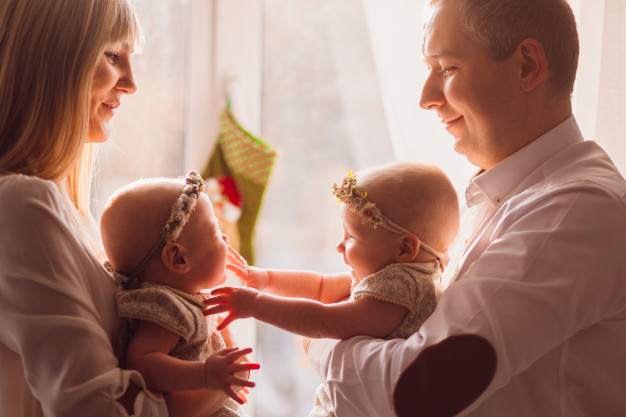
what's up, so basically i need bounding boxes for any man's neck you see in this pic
[481,99,572,171]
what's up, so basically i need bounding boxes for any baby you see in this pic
[203,161,460,417]
[100,171,259,417]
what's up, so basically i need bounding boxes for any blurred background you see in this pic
[92,1,626,415]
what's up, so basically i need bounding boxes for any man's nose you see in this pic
[419,72,445,110]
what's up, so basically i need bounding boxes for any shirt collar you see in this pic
[465,116,584,208]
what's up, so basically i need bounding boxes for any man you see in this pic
[307,0,626,416]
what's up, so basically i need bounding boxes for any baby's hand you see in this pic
[203,286,261,330]
[226,246,269,290]
[204,347,260,404]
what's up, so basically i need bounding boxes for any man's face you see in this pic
[420,1,521,170]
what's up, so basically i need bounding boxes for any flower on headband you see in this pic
[162,170,207,242]
[360,202,383,227]
[332,172,384,228]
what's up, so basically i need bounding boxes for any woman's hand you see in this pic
[203,287,261,330]
[226,246,269,290]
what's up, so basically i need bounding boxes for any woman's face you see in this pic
[87,42,137,143]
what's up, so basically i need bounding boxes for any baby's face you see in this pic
[184,196,229,291]
[336,204,400,285]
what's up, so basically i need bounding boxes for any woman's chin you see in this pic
[86,124,111,143]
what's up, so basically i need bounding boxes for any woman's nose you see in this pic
[117,60,138,95]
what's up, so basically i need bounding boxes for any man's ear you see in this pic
[397,234,420,262]
[161,243,191,274]
[517,38,546,92]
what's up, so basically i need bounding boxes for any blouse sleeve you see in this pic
[0,177,168,417]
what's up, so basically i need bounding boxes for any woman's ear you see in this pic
[517,38,546,92]
[161,243,191,274]
[397,234,420,262]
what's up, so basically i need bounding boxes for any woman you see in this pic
[0,1,231,416]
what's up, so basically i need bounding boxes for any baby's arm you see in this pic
[227,247,351,303]
[125,320,259,403]
[204,287,408,339]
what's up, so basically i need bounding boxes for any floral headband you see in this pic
[162,170,207,242]
[332,172,449,266]
[126,170,207,279]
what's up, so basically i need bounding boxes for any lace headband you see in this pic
[126,170,208,279]
[332,172,449,266]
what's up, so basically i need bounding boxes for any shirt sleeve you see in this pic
[308,336,412,417]
[440,185,626,398]
[309,183,626,416]
[0,177,168,417]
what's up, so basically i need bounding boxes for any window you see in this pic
[95,1,626,416]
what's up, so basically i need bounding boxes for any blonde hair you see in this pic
[426,0,579,97]
[0,0,142,252]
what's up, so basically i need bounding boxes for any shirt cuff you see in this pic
[307,338,340,381]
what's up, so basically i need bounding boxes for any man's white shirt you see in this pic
[308,116,626,416]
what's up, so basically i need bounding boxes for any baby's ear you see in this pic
[161,243,191,274]
[397,234,420,262]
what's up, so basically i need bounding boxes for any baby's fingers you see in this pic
[216,313,237,330]
[202,304,229,316]
[226,263,246,277]
[203,294,228,307]
[227,375,256,388]
[227,246,248,266]
[238,387,250,404]
[233,362,260,373]
[223,385,245,405]
[211,287,236,296]
[224,347,253,361]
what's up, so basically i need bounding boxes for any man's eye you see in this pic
[440,66,457,76]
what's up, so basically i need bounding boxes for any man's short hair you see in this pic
[428,0,579,97]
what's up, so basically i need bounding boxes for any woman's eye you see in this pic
[105,51,120,63]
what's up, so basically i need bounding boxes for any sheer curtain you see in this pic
[254,0,393,415]
[572,0,626,173]
[362,0,626,192]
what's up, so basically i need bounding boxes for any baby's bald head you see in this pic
[354,162,460,251]
[100,178,186,275]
